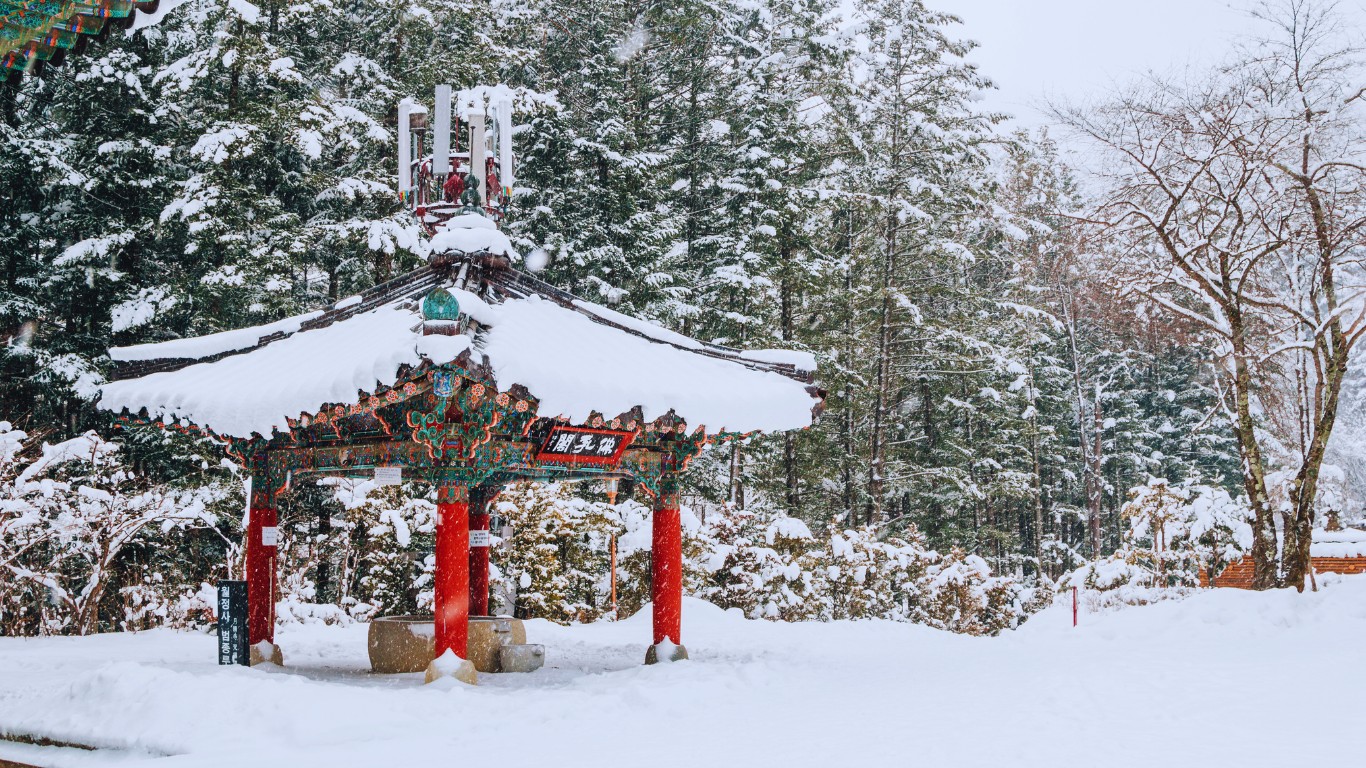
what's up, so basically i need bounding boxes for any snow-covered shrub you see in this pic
[0,423,45,635]
[1122,479,1251,586]
[276,597,354,626]
[1061,478,1252,610]
[820,526,931,622]
[1059,556,1182,612]
[343,481,436,620]
[1181,484,1253,579]
[693,507,1033,635]
[0,428,215,635]
[121,580,218,631]
[914,548,1028,635]
[275,479,436,624]
[697,504,823,620]
[492,482,624,623]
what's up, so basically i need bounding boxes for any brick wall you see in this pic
[1307,558,1366,576]
[1207,558,1255,588]
[1204,556,1366,589]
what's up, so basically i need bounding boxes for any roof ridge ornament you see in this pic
[420,285,464,323]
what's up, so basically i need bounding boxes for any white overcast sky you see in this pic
[933,0,1366,129]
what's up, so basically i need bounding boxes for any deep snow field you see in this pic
[3,578,1365,768]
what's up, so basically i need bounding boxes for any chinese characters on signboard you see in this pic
[536,426,635,467]
[217,580,248,666]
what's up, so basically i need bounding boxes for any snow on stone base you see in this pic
[643,640,688,664]
[423,648,477,686]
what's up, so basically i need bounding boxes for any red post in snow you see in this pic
[610,535,618,618]
[468,487,495,617]
[434,483,471,659]
[245,473,281,665]
[606,480,619,619]
[1072,586,1078,627]
[646,486,687,663]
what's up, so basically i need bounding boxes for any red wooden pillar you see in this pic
[434,483,471,659]
[246,504,278,645]
[647,482,687,662]
[246,471,281,665]
[469,487,497,617]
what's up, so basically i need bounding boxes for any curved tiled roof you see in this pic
[100,219,822,440]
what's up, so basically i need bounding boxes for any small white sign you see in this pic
[374,466,402,486]
[470,529,491,548]
[261,526,279,547]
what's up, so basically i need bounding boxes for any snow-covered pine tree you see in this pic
[680,0,847,514]
[491,481,619,622]
[816,0,999,532]
[508,0,679,311]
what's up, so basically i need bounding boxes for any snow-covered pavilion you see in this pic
[97,211,823,684]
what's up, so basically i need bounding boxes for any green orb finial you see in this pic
[422,288,461,322]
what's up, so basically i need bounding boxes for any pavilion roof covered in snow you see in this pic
[1,0,170,77]
[98,226,821,442]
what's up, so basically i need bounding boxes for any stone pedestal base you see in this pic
[368,616,434,674]
[644,641,688,665]
[369,615,533,674]
[249,641,283,667]
[499,643,546,673]
[424,650,478,686]
[467,617,526,672]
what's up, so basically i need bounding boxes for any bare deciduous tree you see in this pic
[1055,0,1366,590]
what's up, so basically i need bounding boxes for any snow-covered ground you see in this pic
[3,578,1365,768]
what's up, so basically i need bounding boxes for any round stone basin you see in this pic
[368,615,527,674]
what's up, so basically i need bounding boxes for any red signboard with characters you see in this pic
[536,425,636,467]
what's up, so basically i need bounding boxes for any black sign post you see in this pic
[217,580,249,666]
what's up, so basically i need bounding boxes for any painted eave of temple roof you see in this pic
[2,0,172,80]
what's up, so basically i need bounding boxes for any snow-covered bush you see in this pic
[697,505,823,621]
[1061,478,1252,610]
[687,503,1033,634]
[492,482,626,622]
[819,526,931,622]
[275,479,437,625]
[914,548,1029,635]
[0,426,215,635]
[0,423,45,634]
[121,580,218,631]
